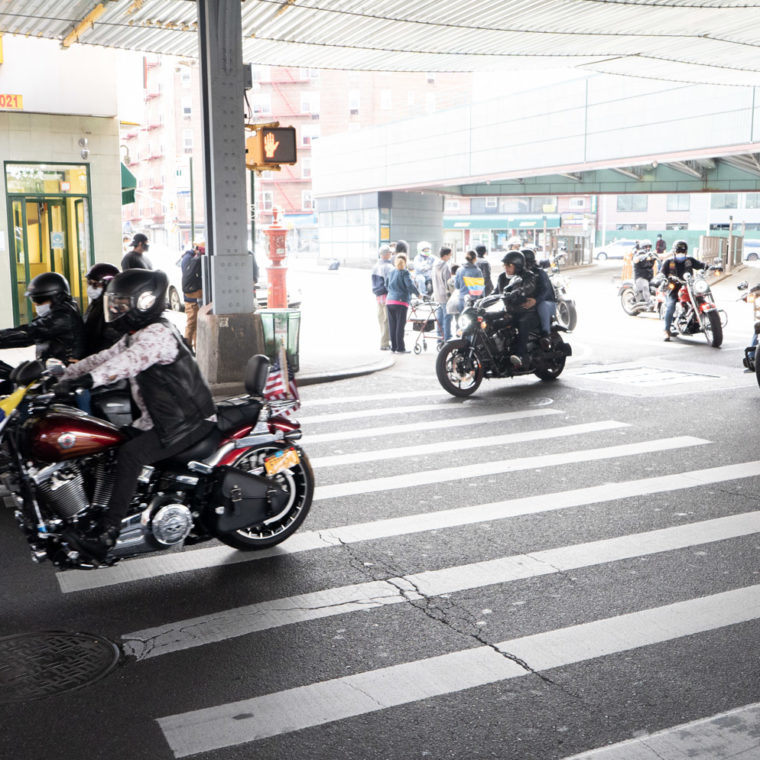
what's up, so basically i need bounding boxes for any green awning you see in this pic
[444,214,561,230]
[121,162,137,205]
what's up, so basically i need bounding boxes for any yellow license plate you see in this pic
[264,448,300,476]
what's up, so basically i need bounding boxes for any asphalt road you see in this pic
[2,261,760,760]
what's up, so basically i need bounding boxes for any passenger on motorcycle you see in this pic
[413,241,435,295]
[522,247,556,347]
[632,240,658,308]
[501,250,538,368]
[83,262,121,356]
[659,240,706,342]
[0,271,86,364]
[53,268,216,558]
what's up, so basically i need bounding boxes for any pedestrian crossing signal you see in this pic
[245,127,297,171]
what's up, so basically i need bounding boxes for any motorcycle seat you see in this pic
[160,426,224,467]
[216,397,263,434]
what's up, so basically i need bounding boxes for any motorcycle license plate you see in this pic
[264,448,300,475]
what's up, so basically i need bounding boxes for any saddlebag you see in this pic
[209,466,289,533]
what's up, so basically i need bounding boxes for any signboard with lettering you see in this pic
[0,94,23,110]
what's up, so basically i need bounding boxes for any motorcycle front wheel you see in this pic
[702,310,723,348]
[216,444,314,550]
[557,299,578,330]
[436,339,483,397]
[620,288,639,317]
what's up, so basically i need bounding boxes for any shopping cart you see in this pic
[406,296,443,354]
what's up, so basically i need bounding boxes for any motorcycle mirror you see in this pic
[738,281,749,290]
[10,360,44,385]
[44,358,65,377]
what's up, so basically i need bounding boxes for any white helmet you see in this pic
[417,240,432,254]
[507,236,522,249]
[639,239,652,249]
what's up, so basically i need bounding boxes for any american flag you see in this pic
[263,341,300,416]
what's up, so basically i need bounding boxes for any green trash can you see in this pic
[258,308,301,373]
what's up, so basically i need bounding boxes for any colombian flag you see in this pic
[0,386,28,421]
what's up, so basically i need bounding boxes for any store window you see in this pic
[745,193,760,209]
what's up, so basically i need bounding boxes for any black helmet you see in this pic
[520,247,537,268]
[501,250,525,272]
[673,240,688,254]
[104,269,167,331]
[25,272,70,304]
[395,240,408,254]
[86,262,120,284]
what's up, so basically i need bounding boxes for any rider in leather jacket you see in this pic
[501,250,538,368]
[0,272,86,364]
[83,263,121,356]
[660,240,706,341]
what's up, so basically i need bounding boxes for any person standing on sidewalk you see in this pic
[371,244,394,351]
[121,233,152,270]
[181,241,205,351]
[475,244,493,296]
[385,253,419,354]
[432,246,453,345]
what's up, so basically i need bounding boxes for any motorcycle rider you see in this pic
[660,240,706,342]
[0,272,86,364]
[413,241,435,295]
[53,269,215,559]
[501,250,538,368]
[632,239,658,308]
[522,247,556,347]
[83,262,121,356]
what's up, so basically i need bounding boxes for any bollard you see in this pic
[265,207,288,308]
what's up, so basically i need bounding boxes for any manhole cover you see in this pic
[0,631,120,703]
[577,365,720,386]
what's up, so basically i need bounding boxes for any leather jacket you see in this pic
[0,299,86,364]
[83,296,121,356]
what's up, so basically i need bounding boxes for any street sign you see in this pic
[245,126,297,171]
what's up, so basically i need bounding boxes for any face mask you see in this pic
[675,254,687,262]
[87,285,103,301]
[34,303,51,317]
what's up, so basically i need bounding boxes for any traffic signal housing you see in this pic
[245,126,298,171]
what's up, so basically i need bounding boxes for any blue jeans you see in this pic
[664,294,678,333]
[537,300,556,334]
[436,305,452,342]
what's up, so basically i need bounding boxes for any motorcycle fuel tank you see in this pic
[22,406,126,462]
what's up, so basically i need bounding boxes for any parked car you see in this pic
[744,239,760,262]
[593,238,638,261]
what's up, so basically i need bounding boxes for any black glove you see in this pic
[53,374,94,398]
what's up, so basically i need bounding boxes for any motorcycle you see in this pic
[435,284,572,397]
[737,280,760,386]
[662,267,725,347]
[619,271,667,317]
[0,354,314,570]
[541,254,577,331]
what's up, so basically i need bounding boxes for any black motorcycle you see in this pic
[435,285,572,397]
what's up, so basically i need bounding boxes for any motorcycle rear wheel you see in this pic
[534,352,566,381]
[436,339,483,397]
[702,310,723,348]
[217,444,314,550]
[620,289,638,317]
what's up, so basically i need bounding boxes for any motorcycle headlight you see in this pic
[693,279,709,295]
[458,314,473,330]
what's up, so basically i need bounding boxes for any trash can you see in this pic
[258,308,301,373]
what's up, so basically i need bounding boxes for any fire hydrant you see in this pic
[265,207,288,308]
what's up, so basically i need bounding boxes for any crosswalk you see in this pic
[51,387,760,758]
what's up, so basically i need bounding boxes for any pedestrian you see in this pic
[181,241,205,350]
[385,252,419,354]
[655,234,667,255]
[455,250,485,311]
[413,241,435,295]
[371,244,394,351]
[446,264,461,329]
[121,233,153,270]
[475,244,493,296]
[432,246,454,344]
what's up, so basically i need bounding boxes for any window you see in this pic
[746,193,760,209]
[183,129,193,154]
[485,197,498,209]
[616,195,648,212]
[426,72,436,84]
[569,197,586,210]
[302,191,313,211]
[301,125,320,146]
[616,223,648,230]
[666,222,688,230]
[260,191,273,211]
[445,198,460,211]
[301,158,311,179]
[251,65,270,82]
[666,194,690,212]
[301,92,319,115]
[380,89,392,110]
[180,68,192,86]
[251,93,271,115]
[349,90,360,115]
[710,193,738,209]
[181,97,192,118]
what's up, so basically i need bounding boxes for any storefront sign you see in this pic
[0,94,23,110]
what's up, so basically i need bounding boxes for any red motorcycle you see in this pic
[662,268,725,347]
[0,355,313,570]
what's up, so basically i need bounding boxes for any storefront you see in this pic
[444,213,562,254]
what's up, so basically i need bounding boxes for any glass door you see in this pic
[10,199,30,324]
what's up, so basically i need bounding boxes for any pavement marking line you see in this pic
[299,402,467,425]
[560,701,760,759]
[309,420,628,468]
[313,436,710,500]
[307,408,562,444]
[302,389,442,407]
[157,583,760,757]
[123,511,760,660]
[57,457,760,594]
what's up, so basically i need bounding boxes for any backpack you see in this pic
[182,255,202,293]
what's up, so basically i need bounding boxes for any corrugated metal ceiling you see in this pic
[2,1,760,85]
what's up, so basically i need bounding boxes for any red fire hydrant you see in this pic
[264,207,288,308]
